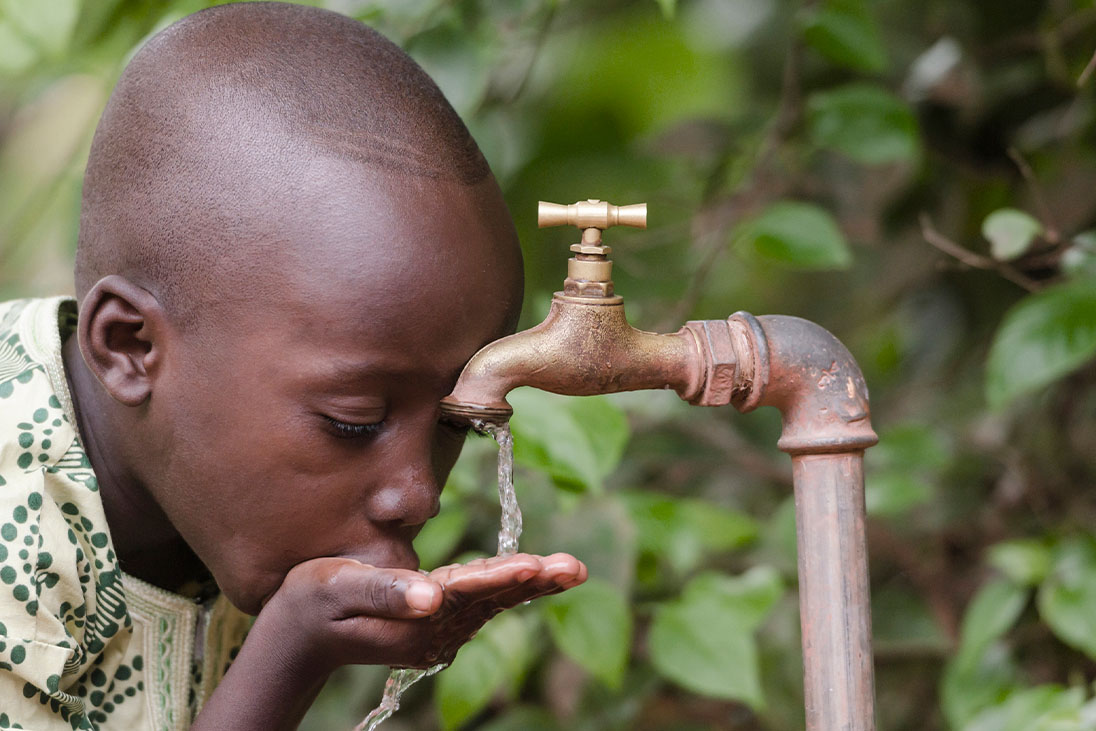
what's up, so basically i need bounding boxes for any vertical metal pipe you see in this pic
[793,452,875,731]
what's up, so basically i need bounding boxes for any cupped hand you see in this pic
[418,552,586,666]
[257,552,586,675]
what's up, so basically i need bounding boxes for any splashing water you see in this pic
[355,420,521,730]
[354,664,445,731]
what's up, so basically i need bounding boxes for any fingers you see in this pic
[475,553,588,609]
[428,553,542,590]
[540,552,589,589]
[428,552,588,611]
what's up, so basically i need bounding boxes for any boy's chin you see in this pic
[221,575,282,616]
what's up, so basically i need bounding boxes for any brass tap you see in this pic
[439,199,710,423]
[539,199,645,300]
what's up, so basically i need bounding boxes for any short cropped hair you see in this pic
[76,2,490,325]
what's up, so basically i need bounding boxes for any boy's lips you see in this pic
[340,545,421,572]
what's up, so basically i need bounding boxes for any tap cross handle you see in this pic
[538,199,647,231]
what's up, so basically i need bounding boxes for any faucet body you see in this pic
[440,294,703,422]
[440,201,879,730]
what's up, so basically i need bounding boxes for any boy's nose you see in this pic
[366,470,441,528]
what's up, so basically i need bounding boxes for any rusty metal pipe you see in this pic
[736,314,877,731]
[793,453,874,731]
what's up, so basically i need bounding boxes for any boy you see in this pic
[0,3,586,729]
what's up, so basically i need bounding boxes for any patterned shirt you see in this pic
[0,297,251,730]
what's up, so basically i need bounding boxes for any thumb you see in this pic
[298,559,444,619]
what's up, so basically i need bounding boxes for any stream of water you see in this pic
[355,421,520,731]
[477,420,521,556]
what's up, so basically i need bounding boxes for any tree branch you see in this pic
[1007,147,1060,244]
[919,214,1044,292]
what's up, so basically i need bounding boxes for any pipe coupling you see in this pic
[683,314,766,409]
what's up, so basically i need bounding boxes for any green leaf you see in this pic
[797,1,887,73]
[864,472,932,517]
[983,209,1044,261]
[437,612,534,730]
[1037,536,1096,661]
[955,579,1029,671]
[553,11,744,140]
[542,497,638,591]
[648,567,783,708]
[807,83,920,165]
[437,636,506,730]
[944,578,1029,727]
[865,424,949,517]
[964,685,1087,731]
[941,644,1021,730]
[543,578,632,688]
[735,201,852,270]
[509,389,630,492]
[988,539,1053,586]
[623,492,757,574]
[0,0,81,74]
[682,499,758,553]
[868,423,953,472]
[762,496,799,569]
[985,277,1096,408]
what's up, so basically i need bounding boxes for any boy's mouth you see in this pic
[340,545,421,573]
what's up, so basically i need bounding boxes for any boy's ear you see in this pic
[78,275,170,407]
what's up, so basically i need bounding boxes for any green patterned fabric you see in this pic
[0,297,251,730]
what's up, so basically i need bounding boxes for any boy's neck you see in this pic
[61,333,210,596]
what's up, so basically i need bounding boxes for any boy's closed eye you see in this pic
[322,415,386,439]
[312,399,387,440]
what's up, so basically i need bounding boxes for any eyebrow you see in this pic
[309,359,443,389]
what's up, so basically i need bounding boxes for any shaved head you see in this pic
[76,1,499,328]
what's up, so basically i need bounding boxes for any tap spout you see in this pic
[439,294,705,423]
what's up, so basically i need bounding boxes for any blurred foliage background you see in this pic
[3,0,1096,729]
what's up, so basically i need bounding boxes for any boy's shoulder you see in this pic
[0,297,117,719]
[0,297,84,480]
[0,297,77,409]
[0,296,111,661]
[0,297,252,728]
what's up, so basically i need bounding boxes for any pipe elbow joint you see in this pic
[734,313,878,456]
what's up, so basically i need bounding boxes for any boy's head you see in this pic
[71,2,523,613]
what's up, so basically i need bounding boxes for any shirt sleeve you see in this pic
[0,464,99,730]
[0,641,89,730]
